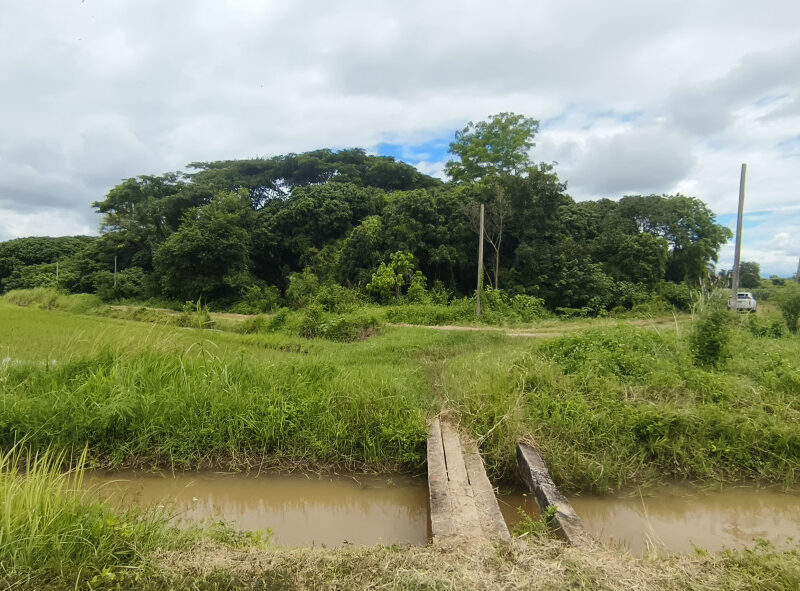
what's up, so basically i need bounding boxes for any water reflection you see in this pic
[500,485,800,554]
[85,471,429,547]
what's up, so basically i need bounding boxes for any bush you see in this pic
[232,284,282,314]
[690,302,732,367]
[777,291,800,334]
[405,272,430,304]
[93,267,147,301]
[299,306,379,342]
[429,280,452,305]
[235,314,271,334]
[177,299,215,329]
[286,268,320,308]
[658,281,693,311]
[313,284,364,313]
[745,315,786,339]
[510,294,546,321]
[385,301,474,325]
[267,308,290,332]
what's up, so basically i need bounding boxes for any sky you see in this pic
[1,0,798,276]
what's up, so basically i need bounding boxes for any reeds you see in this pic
[0,444,170,578]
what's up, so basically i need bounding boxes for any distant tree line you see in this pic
[0,114,736,312]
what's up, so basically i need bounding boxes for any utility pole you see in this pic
[113,255,118,288]
[795,255,800,282]
[729,164,746,304]
[55,261,59,283]
[476,203,485,317]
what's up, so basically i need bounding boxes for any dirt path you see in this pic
[387,316,680,338]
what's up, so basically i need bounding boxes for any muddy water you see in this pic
[84,472,429,547]
[499,485,800,554]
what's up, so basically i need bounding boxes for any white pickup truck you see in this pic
[728,291,757,312]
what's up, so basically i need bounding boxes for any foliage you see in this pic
[286,268,321,308]
[745,314,786,339]
[405,271,430,304]
[366,251,417,302]
[738,261,761,288]
[152,191,255,301]
[3,115,736,314]
[0,445,174,581]
[445,112,539,182]
[93,267,147,301]
[232,283,282,314]
[658,281,693,311]
[299,304,379,341]
[312,283,365,313]
[776,288,800,334]
[690,301,733,367]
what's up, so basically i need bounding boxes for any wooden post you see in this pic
[476,203,485,317]
[730,164,747,303]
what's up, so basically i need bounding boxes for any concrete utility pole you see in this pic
[55,261,59,283]
[795,255,800,282]
[729,164,747,303]
[476,203,485,317]
[113,255,118,288]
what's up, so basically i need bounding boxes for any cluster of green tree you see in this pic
[1,114,735,312]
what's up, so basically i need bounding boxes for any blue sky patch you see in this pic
[376,137,451,165]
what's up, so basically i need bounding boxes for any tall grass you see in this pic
[0,308,440,471]
[0,444,171,581]
[445,323,800,492]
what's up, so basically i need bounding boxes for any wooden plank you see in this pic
[440,420,469,485]
[516,442,592,546]
[427,417,452,538]
[439,420,483,539]
[462,436,511,542]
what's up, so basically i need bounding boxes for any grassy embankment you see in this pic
[2,291,800,588]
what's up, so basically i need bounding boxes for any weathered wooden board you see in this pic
[427,417,510,544]
[516,442,592,546]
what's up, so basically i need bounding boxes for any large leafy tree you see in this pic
[738,261,761,288]
[380,188,473,290]
[189,149,439,209]
[445,112,539,183]
[152,191,255,301]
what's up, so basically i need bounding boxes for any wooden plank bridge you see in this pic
[427,417,591,546]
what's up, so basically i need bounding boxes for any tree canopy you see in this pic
[1,116,735,312]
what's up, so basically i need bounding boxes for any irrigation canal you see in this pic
[83,421,800,554]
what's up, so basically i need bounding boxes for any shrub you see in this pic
[745,315,786,339]
[299,304,326,339]
[385,301,474,325]
[233,284,282,314]
[429,280,452,305]
[177,299,215,329]
[510,294,546,321]
[658,281,693,311]
[93,267,147,301]
[313,284,364,313]
[777,291,800,334]
[286,268,320,308]
[406,271,430,304]
[689,303,732,367]
[267,308,290,332]
[299,306,379,341]
[235,314,271,334]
